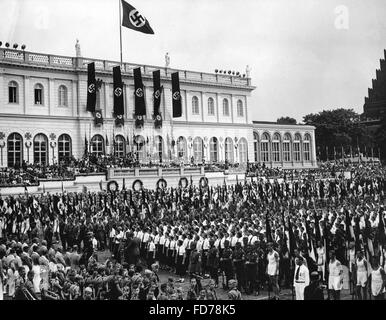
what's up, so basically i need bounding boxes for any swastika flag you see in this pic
[121,0,154,34]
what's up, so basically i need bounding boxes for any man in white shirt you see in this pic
[293,256,310,300]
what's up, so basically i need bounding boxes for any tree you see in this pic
[374,116,386,161]
[277,116,297,125]
[303,108,368,160]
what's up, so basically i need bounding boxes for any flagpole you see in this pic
[119,0,123,66]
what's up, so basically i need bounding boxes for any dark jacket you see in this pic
[304,281,324,300]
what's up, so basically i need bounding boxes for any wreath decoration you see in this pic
[178,177,188,189]
[156,178,167,189]
[199,177,209,188]
[107,180,119,193]
[132,179,143,191]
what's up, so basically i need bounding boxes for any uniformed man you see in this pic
[228,279,242,300]
[293,256,310,300]
[244,243,259,295]
[232,242,245,291]
[219,240,233,290]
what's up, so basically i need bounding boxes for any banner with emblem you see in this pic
[153,70,163,128]
[113,66,124,126]
[134,67,146,128]
[121,0,154,35]
[94,109,103,126]
[171,72,182,118]
[86,62,96,112]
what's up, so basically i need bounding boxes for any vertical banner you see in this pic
[134,67,146,128]
[171,72,182,118]
[86,62,96,112]
[153,70,163,128]
[113,66,125,126]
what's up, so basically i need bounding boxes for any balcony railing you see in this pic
[0,48,252,87]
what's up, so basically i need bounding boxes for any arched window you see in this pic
[58,85,68,107]
[177,136,187,161]
[209,137,218,162]
[223,98,229,116]
[192,96,200,115]
[33,133,48,165]
[272,133,281,162]
[134,135,146,162]
[225,137,234,163]
[293,133,302,162]
[154,135,163,163]
[253,132,259,162]
[91,135,105,157]
[7,133,23,167]
[208,97,215,115]
[238,138,248,164]
[114,135,125,158]
[237,100,244,117]
[283,133,291,162]
[260,132,270,162]
[8,81,19,104]
[34,83,44,105]
[58,134,72,162]
[303,134,311,162]
[193,137,203,162]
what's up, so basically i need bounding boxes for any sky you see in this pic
[1,0,386,123]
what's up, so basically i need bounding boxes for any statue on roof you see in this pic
[75,39,82,57]
[165,52,170,68]
[246,65,251,78]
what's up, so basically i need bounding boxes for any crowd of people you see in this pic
[0,161,385,300]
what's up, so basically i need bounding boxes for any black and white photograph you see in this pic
[0,0,386,309]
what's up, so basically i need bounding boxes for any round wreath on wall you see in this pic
[199,177,208,188]
[107,180,119,193]
[132,179,143,191]
[179,177,188,189]
[156,178,167,190]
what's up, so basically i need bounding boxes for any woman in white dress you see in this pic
[328,250,343,300]
[370,256,386,300]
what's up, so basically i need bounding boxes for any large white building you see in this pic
[0,46,317,169]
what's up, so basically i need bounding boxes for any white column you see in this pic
[201,92,205,123]
[48,78,55,116]
[230,94,234,123]
[72,80,77,117]
[244,96,249,124]
[24,76,29,114]
[216,93,220,123]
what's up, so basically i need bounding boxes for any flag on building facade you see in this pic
[86,62,96,112]
[121,0,154,34]
[113,66,124,126]
[171,72,182,118]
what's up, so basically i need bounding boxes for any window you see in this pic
[225,137,234,163]
[58,134,72,162]
[283,133,291,162]
[7,133,23,167]
[34,83,44,105]
[272,133,281,162]
[33,133,48,165]
[237,100,244,117]
[58,85,68,107]
[209,137,218,162]
[260,132,270,162]
[293,133,301,162]
[303,134,311,162]
[91,135,105,157]
[238,138,248,164]
[134,135,146,162]
[193,137,203,162]
[207,97,215,115]
[8,81,18,103]
[192,96,200,115]
[114,135,125,158]
[253,132,259,162]
[223,98,229,116]
[177,136,187,161]
[154,136,163,162]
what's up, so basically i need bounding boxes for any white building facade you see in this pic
[0,47,316,169]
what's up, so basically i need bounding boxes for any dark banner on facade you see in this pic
[94,109,103,126]
[113,66,124,126]
[153,70,162,116]
[171,72,182,118]
[86,62,96,113]
[134,67,146,116]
